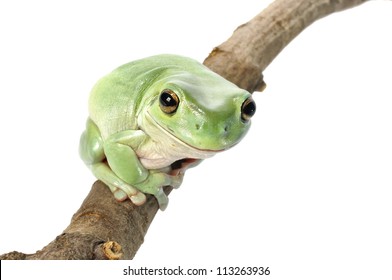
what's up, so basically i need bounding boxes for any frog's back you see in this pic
[88,54,203,139]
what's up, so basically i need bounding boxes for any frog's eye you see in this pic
[241,97,256,122]
[159,89,179,114]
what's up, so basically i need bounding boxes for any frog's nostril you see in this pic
[221,124,231,138]
[195,124,201,130]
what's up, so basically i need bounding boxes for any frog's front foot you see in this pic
[112,186,147,206]
[116,186,168,210]
[132,170,183,210]
[92,163,148,206]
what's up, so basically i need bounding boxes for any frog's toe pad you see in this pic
[155,188,169,211]
[113,189,128,202]
[130,192,147,206]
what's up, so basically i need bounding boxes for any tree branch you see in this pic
[0,0,371,260]
[204,0,370,92]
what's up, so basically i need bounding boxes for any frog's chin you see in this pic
[143,111,225,154]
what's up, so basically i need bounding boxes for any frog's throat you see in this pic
[143,111,224,155]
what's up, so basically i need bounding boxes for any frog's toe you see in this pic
[113,188,128,201]
[171,174,184,189]
[130,192,147,206]
[155,188,169,211]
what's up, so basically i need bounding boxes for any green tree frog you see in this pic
[79,54,256,210]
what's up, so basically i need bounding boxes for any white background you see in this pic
[1,0,391,279]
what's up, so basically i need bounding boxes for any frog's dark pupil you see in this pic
[161,92,176,106]
[243,100,256,116]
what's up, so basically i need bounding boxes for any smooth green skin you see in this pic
[79,54,254,210]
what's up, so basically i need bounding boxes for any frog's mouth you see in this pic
[144,111,224,155]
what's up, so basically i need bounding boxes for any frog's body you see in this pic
[79,54,255,210]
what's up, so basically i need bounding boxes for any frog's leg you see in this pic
[79,118,145,205]
[103,130,183,210]
[91,163,147,205]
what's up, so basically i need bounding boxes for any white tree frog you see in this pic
[79,54,256,210]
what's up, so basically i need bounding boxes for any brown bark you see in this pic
[0,0,371,260]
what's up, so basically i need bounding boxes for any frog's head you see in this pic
[143,66,256,152]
